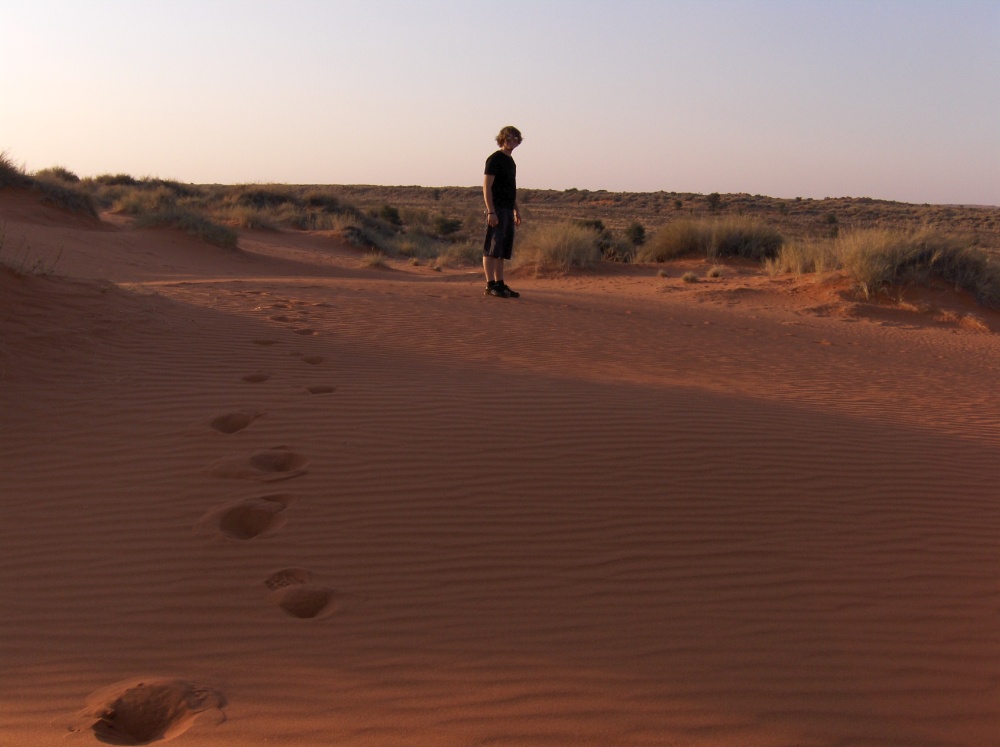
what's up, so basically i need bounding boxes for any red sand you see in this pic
[1,190,998,746]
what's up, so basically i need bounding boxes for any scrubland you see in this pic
[4,151,999,307]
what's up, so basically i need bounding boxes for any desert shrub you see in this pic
[625,220,646,246]
[302,189,340,212]
[93,173,138,186]
[361,250,387,268]
[682,272,699,283]
[638,217,783,262]
[140,177,200,199]
[0,151,32,188]
[515,221,601,272]
[600,233,636,263]
[637,220,712,261]
[379,205,402,226]
[432,215,463,237]
[228,185,298,209]
[32,176,98,217]
[135,206,238,248]
[706,192,722,211]
[220,205,276,230]
[766,240,837,276]
[0,155,97,216]
[35,166,80,183]
[836,228,1000,306]
[114,186,178,215]
[120,188,236,247]
[709,217,783,260]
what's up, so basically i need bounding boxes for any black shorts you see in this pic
[483,207,516,260]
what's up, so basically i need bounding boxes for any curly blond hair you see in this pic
[495,126,523,146]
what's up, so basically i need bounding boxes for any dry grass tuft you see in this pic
[515,221,602,273]
[0,153,97,217]
[766,240,838,276]
[361,251,388,268]
[836,228,1000,307]
[637,217,782,262]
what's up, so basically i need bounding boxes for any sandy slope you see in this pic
[1,192,998,747]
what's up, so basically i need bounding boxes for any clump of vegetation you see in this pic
[836,228,1000,306]
[709,217,783,260]
[379,205,402,226]
[361,250,388,268]
[0,152,97,217]
[766,228,1000,309]
[636,220,712,261]
[625,220,646,246]
[134,205,239,248]
[637,217,783,262]
[0,151,32,188]
[516,221,602,272]
[766,240,838,276]
[34,166,80,183]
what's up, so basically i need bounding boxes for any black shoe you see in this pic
[499,282,519,298]
[485,281,496,296]
[488,283,510,297]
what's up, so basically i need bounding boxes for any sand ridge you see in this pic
[2,193,999,745]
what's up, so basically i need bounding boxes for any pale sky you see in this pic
[2,0,998,205]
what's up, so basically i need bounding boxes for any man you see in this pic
[483,126,522,298]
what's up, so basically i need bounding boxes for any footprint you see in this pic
[250,448,307,474]
[196,495,293,540]
[206,447,308,482]
[264,567,313,590]
[300,355,325,365]
[252,339,279,346]
[292,327,315,336]
[271,584,337,619]
[270,314,292,322]
[305,385,336,395]
[263,568,337,619]
[209,410,262,434]
[66,678,225,745]
[242,373,271,383]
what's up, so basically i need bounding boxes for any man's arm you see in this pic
[483,174,498,227]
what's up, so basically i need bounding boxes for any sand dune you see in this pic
[1,192,998,746]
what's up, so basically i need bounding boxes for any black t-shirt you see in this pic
[485,150,516,208]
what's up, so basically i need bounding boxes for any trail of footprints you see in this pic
[204,303,341,621]
[73,294,343,742]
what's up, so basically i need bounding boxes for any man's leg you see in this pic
[483,255,499,283]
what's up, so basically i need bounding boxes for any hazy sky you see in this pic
[2,0,998,204]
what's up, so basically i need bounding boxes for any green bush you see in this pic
[432,215,463,237]
[625,220,646,246]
